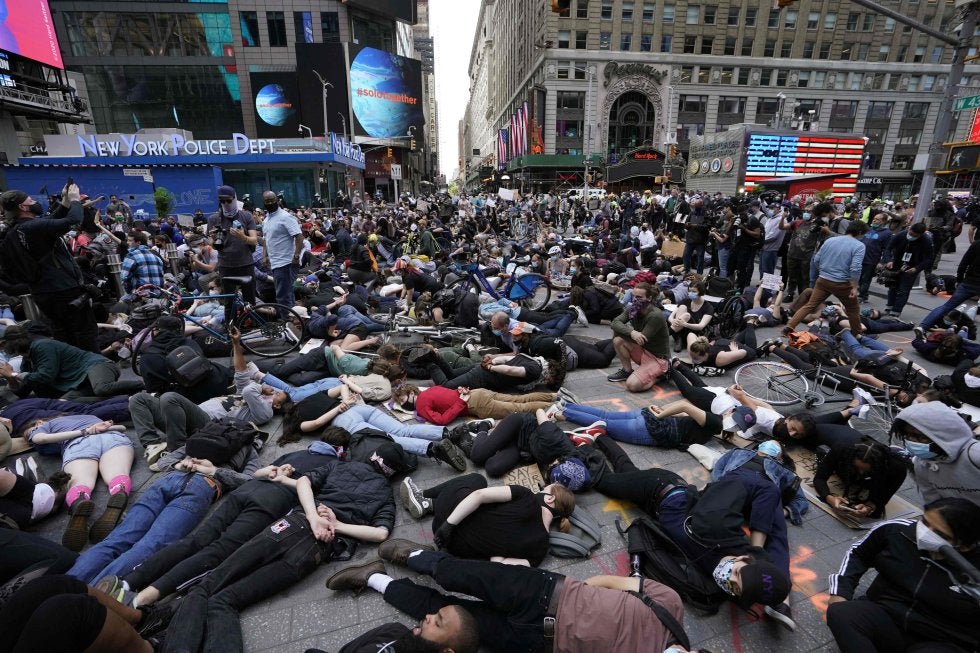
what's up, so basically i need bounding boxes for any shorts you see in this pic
[62,432,134,464]
[627,346,669,388]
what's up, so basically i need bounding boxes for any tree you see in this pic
[153,187,174,218]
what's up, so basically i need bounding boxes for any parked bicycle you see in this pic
[445,261,552,311]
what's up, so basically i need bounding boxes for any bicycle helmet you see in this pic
[548,245,562,256]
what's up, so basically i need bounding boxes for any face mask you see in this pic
[264,202,279,212]
[28,203,43,216]
[68,231,77,238]
[632,298,651,311]
[689,292,699,301]
[904,439,937,460]
[915,520,949,552]
[221,201,237,218]
[491,329,502,337]
[907,234,919,241]
[570,267,577,275]
[117,346,131,360]
[537,492,564,517]
[712,558,739,597]
[802,213,812,221]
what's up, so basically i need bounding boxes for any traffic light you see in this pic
[668,145,678,158]
[386,147,393,159]
[410,138,417,151]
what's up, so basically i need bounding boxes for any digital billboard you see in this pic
[349,45,425,139]
[295,43,351,139]
[0,0,63,69]
[744,134,866,196]
[250,72,302,138]
[343,0,416,24]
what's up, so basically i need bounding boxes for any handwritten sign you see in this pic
[503,463,545,491]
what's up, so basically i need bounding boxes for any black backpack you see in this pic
[621,516,726,615]
[345,427,418,477]
[184,417,257,465]
[0,226,43,284]
[191,331,233,358]
[166,345,213,386]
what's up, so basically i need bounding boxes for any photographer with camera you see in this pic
[780,201,832,303]
[882,222,934,318]
[207,185,258,325]
[0,185,99,352]
[925,198,956,272]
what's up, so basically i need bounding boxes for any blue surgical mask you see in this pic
[491,329,502,337]
[688,292,699,300]
[802,213,812,221]
[904,439,937,460]
[570,267,577,275]
[907,234,919,241]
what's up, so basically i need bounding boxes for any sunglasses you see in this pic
[219,198,234,204]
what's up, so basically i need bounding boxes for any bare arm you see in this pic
[444,486,514,526]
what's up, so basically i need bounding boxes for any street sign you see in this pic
[390,164,402,180]
[954,94,980,111]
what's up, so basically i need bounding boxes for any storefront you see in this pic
[3,130,366,216]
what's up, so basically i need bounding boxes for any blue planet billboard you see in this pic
[349,45,425,139]
[250,72,301,138]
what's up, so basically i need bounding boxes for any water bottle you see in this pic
[233,219,242,230]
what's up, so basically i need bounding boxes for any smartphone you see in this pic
[836,503,859,514]
[66,177,73,188]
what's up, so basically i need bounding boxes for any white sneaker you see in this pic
[852,387,878,406]
[573,305,588,326]
[687,443,720,470]
[143,443,168,464]
[544,403,563,420]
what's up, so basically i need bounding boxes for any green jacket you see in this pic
[24,339,108,392]
[611,308,670,359]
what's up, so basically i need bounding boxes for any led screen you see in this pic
[349,45,425,139]
[0,0,63,69]
[744,134,866,196]
[250,72,301,138]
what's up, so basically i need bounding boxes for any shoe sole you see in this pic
[379,538,433,565]
[94,575,125,600]
[63,500,94,552]
[325,559,386,591]
[89,492,128,544]
[433,442,467,472]
[764,606,797,632]
[399,479,427,520]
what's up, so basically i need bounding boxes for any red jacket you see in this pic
[416,385,467,425]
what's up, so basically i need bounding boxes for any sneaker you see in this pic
[14,456,39,484]
[379,538,434,566]
[572,420,607,438]
[573,305,588,326]
[756,338,779,356]
[913,326,925,341]
[466,419,495,434]
[63,498,95,552]
[325,558,387,592]
[544,402,563,421]
[430,439,467,472]
[607,368,631,382]
[557,386,580,404]
[89,491,128,544]
[95,575,130,603]
[852,387,878,406]
[569,433,595,447]
[143,443,167,465]
[136,602,175,637]
[764,603,797,632]
[399,477,432,519]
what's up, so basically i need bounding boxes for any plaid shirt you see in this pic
[121,245,165,291]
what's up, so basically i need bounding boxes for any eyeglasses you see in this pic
[219,198,234,204]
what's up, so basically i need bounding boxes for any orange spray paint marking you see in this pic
[651,384,681,401]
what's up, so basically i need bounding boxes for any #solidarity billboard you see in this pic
[349,45,425,139]
[250,72,302,138]
[0,0,63,69]
[295,43,351,139]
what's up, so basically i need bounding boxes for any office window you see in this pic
[757,98,780,115]
[760,69,772,85]
[575,30,587,48]
[267,11,287,47]
[857,43,869,60]
[573,63,587,79]
[776,70,788,86]
[704,5,716,24]
[622,2,634,20]
[908,76,920,91]
[680,122,705,137]
[807,12,819,29]
[240,11,260,46]
[824,13,837,29]
[294,12,313,44]
[728,7,739,25]
[558,30,571,48]
[798,71,810,88]
[555,119,583,138]
[846,13,859,30]
[321,12,339,42]
[764,40,775,57]
[931,46,944,63]
[661,35,673,52]
[867,101,894,119]
[864,153,881,170]
[746,7,757,26]
[687,5,700,24]
[679,95,708,112]
[872,72,886,90]
[891,154,914,170]
[813,71,825,88]
[601,1,612,19]
[577,0,589,18]
[784,9,797,28]
[724,37,736,55]
[904,102,929,119]
[818,42,831,59]
[640,34,652,51]
[866,127,887,144]
[884,17,895,32]
[741,39,753,56]
[886,74,900,90]
[831,100,858,118]
[879,45,890,61]
[849,72,863,90]
[663,4,674,23]
[720,67,734,84]
[621,33,632,50]
[862,14,874,31]
[701,36,714,54]
[897,45,908,61]
[554,0,571,17]
[738,68,750,85]
[780,40,792,57]
[914,46,925,62]
[557,61,570,79]
[684,35,697,53]
[802,41,814,58]
[680,65,694,82]
[643,3,655,20]
[834,74,845,90]
[698,67,710,83]
[557,91,584,109]
[719,96,745,114]
[923,74,936,92]
[841,42,854,60]
[599,32,611,49]
[768,10,779,28]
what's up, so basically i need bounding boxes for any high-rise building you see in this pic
[466,0,980,199]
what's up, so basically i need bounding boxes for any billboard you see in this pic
[349,45,425,139]
[744,134,866,196]
[343,0,416,24]
[250,72,302,138]
[0,0,63,69]
[295,43,351,139]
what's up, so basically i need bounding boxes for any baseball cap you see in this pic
[738,559,791,607]
[722,406,756,433]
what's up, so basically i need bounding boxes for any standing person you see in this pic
[106,194,133,223]
[607,283,670,392]
[780,203,829,304]
[925,198,955,272]
[857,212,894,303]
[882,222,934,318]
[759,206,786,277]
[785,221,868,337]
[207,185,259,325]
[0,186,99,351]
[259,190,303,312]
[729,202,764,290]
[682,197,709,275]
[918,237,980,333]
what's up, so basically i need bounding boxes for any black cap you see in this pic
[738,560,791,607]
[0,190,28,212]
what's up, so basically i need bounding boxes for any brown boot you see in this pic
[378,538,433,566]
[325,558,387,593]
[63,499,95,552]
[89,492,128,544]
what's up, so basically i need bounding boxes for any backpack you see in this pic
[166,345,213,386]
[345,427,418,477]
[191,331,232,358]
[548,506,602,557]
[623,516,726,614]
[0,226,42,284]
[184,417,257,465]
[705,275,734,298]
[952,215,965,238]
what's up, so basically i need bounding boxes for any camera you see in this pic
[810,218,827,234]
[212,228,227,251]
[877,267,901,288]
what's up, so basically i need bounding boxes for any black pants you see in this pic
[730,248,756,290]
[407,550,557,651]
[125,481,296,597]
[592,437,686,515]
[669,362,716,412]
[219,264,257,326]
[0,575,104,653]
[428,358,521,392]
[425,473,488,532]
[163,513,325,653]
[256,343,330,385]
[470,413,530,478]
[827,597,970,653]
[0,530,77,608]
[33,289,99,353]
[567,337,616,368]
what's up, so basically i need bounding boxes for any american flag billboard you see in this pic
[744,134,866,196]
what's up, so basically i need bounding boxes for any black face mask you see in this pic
[538,492,563,517]
[27,203,43,216]
[264,202,279,212]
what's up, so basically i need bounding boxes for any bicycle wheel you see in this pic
[716,296,745,339]
[851,402,893,444]
[734,361,810,406]
[446,275,481,297]
[234,304,305,357]
[368,312,418,327]
[511,273,551,311]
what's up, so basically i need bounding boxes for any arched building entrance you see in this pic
[606,91,656,164]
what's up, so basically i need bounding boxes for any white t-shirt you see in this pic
[707,387,781,438]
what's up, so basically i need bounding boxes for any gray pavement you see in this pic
[18,232,976,653]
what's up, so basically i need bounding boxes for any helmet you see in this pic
[368,233,379,244]
[548,245,562,256]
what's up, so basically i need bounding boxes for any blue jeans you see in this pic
[921,282,980,329]
[562,404,649,445]
[683,242,706,274]
[885,270,919,315]
[840,331,890,359]
[271,264,297,313]
[536,312,573,337]
[337,305,386,334]
[261,373,341,402]
[717,247,731,278]
[66,473,215,584]
[332,404,444,455]
[759,250,779,276]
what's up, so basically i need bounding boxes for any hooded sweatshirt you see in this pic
[896,402,980,507]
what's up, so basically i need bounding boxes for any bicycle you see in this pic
[130,279,306,371]
[446,261,552,311]
[367,308,480,348]
[732,359,913,443]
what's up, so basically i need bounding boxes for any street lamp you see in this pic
[337,113,347,140]
[311,69,333,139]
[297,124,313,138]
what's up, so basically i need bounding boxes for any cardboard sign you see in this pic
[761,273,782,291]
[503,463,546,492]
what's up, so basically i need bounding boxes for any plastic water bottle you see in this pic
[233,219,242,230]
